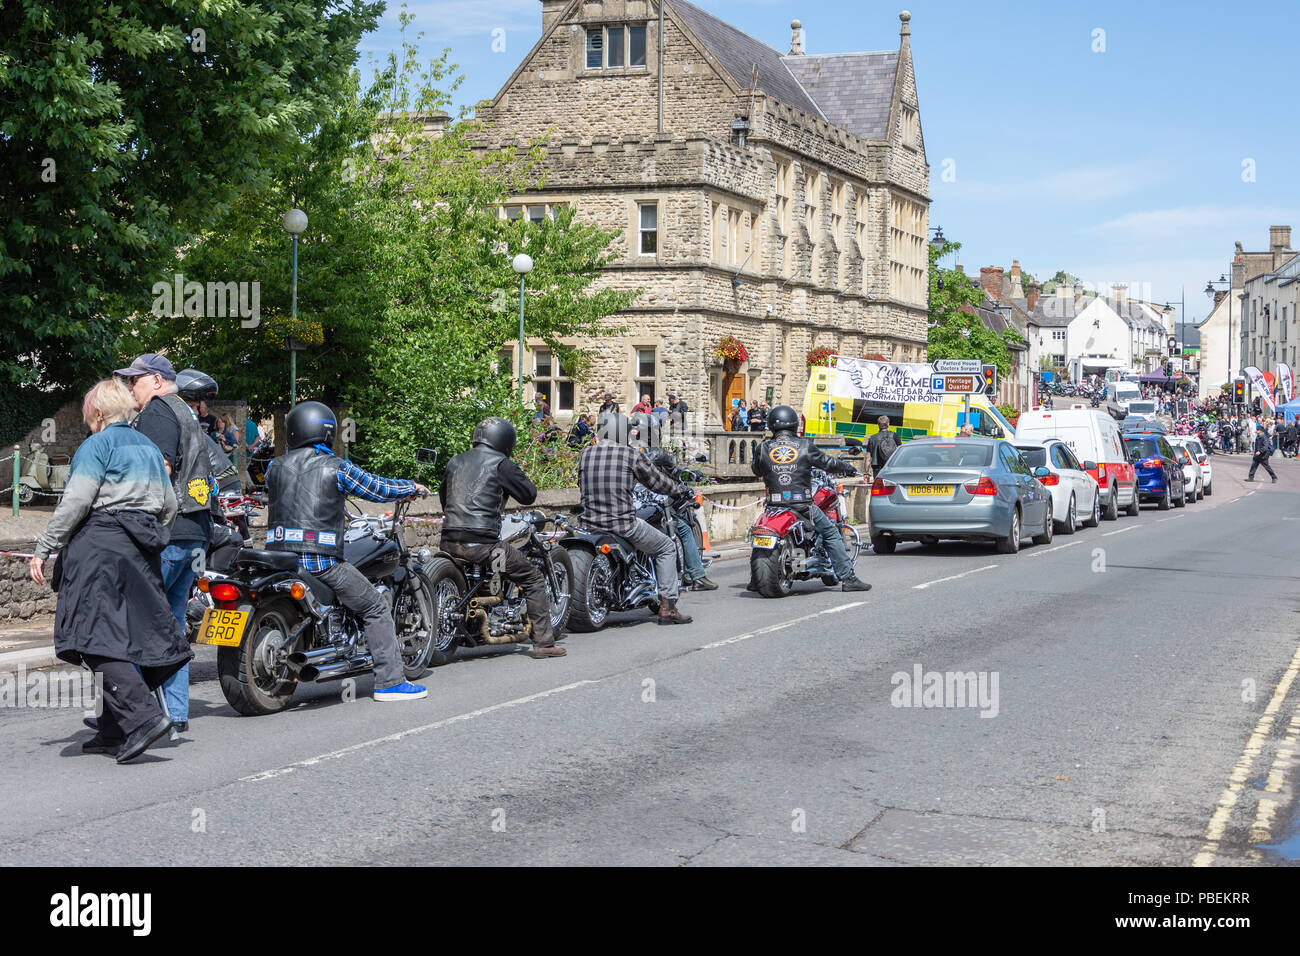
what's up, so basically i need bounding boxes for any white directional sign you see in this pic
[932,359,982,375]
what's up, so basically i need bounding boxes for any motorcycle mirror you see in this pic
[415,447,438,467]
[694,453,708,463]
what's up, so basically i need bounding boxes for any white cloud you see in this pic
[1088,204,1294,242]
[938,162,1153,204]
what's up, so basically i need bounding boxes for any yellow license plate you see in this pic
[196,608,249,647]
[752,535,777,549]
[908,484,954,497]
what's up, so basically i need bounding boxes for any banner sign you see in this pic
[1244,366,1276,412]
[1279,363,1294,403]
[832,357,942,404]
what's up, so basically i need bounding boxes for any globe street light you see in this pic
[512,253,534,402]
[281,208,308,407]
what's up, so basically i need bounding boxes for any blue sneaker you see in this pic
[374,681,428,702]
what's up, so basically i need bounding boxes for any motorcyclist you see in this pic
[439,417,566,659]
[265,401,429,700]
[638,447,717,591]
[751,405,872,593]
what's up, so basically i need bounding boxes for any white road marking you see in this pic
[1193,639,1300,866]
[1156,515,1186,522]
[1025,540,1083,558]
[912,564,998,590]
[242,680,601,782]
[1101,525,1140,537]
[699,601,866,649]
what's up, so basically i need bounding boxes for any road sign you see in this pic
[933,359,982,374]
[932,374,980,393]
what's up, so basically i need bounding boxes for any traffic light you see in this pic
[982,364,997,395]
[1164,362,1173,377]
[1233,379,1246,404]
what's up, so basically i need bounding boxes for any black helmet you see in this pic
[286,401,337,450]
[472,416,516,456]
[175,368,218,403]
[768,404,800,434]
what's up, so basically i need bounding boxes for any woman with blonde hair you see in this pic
[30,378,191,763]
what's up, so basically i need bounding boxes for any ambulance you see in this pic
[801,357,1017,442]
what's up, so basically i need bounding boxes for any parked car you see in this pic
[1014,406,1138,520]
[1168,436,1213,496]
[1171,443,1204,501]
[1125,400,1158,418]
[1122,433,1187,510]
[869,437,1054,554]
[1012,440,1102,533]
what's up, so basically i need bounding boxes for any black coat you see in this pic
[53,510,191,672]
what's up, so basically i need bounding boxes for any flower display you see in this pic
[713,335,748,365]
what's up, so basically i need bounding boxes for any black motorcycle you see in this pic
[246,436,274,490]
[560,453,707,632]
[199,454,440,716]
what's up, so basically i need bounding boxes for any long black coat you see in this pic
[53,511,192,673]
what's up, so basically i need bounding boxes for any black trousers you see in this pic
[1248,452,1277,479]
[81,655,167,742]
[442,540,555,645]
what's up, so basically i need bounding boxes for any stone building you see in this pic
[475,1,931,426]
[1238,226,1298,378]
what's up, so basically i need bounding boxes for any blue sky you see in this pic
[357,0,1298,324]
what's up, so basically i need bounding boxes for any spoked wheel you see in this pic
[423,557,466,667]
[218,599,301,716]
[752,541,795,598]
[394,566,438,680]
[567,549,613,632]
[1082,489,1101,528]
[841,524,862,564]
[541,547,573,636]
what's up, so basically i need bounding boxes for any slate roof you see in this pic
[782,52,899,140]
[669,0,900,140]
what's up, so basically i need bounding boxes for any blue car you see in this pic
[1122,433,1186,510]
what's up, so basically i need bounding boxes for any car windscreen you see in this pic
[1115,385,1140,399]
[1014,446,1047,467]
[889,443,993,468]
[1127,402,1156,414]
[1123,437,1161,460]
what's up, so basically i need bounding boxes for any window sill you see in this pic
[580,67,650,78]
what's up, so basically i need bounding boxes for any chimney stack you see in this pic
[1270,225,1292,253]
[955,260,964,274]
[980,266,1004,302]
[1112,283,1127,304]
[1009,260,1024,299]
[1027,281,1041,314]
[788,19,805,55]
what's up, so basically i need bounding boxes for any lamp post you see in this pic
[1206,273,1230,386]
[512,253,534,402]
[281,208,308,407]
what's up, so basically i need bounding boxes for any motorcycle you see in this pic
[749,446,864,599]
[420,508,574,666]
[198,451,440,716]
[560,457,708,631]
[246,436,274,489]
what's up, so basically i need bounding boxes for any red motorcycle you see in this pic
[749,464,863,598]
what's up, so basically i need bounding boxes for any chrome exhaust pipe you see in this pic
[287,647,340,671]
[299,654,373,683]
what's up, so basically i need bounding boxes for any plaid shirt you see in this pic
[298,452,417,572]
[578,441,685,534]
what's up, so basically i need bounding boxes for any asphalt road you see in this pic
[3,451,1299,866]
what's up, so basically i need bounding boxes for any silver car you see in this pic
[869,438,1054,554]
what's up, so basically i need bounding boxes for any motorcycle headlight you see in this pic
[417,548,433,564]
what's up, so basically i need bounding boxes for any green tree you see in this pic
[927,241,1022,376]
[0,0,382,405]
[1042,270,1080,295]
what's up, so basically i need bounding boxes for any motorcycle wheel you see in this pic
[752,541,794,598]
[395,566,438,680]
[567,548,612,632]
[544,547,574,636]
[17,483,34,505]
[217,598,301,716]
[423,557,466,668]
[841,524,862,563]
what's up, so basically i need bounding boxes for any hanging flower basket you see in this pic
[713,335,748,372]
[265,315,324,351]
[806,346,836,367]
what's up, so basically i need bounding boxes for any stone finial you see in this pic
[900,10,911,37]
[789,19,805,55]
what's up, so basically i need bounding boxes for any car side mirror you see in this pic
[1033,466,1051,478]
[1082,460,1097,470]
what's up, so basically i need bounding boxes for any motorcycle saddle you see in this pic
[235,548,299,571]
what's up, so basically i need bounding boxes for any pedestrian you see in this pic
[567,413,596,447]
[29,378,190,762]
[1246,422,1278,482]
[866,415,901,474]
[667,394,689,432]
[533,392,550,422]
[747,399,766,432]
[651,397,670,428]
[730,400,747,431]
[116,353,213,736]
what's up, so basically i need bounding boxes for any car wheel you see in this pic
[1197,479,1204,501]
[870,534,896,555]
[1175,481,1186,508]
[1157,483,1171,510]
[1058,493,1077,535]
[1033,499,1054,545]
[1124,485,1140,516]
[996,507,1021,554]
[1205,480,1212,497]
[1103,484,1119,521]
[1082,489,1101,528]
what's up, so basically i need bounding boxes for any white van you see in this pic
[1106,381,1141,420]
[1015,406,1138,518]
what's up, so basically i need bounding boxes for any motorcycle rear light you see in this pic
[289,582,307,600]
[964,477,999,496]
[600,544,612,554]
[210,583,242,603]
[1038,473,1060,485]
[870,478,895,496]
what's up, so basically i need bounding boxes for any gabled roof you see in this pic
[670,0,901,140]
[782,52,899,139]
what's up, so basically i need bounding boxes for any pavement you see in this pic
[2,450,1299,865]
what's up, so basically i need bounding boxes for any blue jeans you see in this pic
[673,517,706,581]
[160,540,204,722]
[810,506,854,581]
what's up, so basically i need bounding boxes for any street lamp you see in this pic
[280,208,308,407]
[512,253,534,402]
[1206,273,1230,384]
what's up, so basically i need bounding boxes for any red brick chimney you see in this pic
[980,266,1005,302]
[1026,281,1041,313]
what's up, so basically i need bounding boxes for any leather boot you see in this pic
[657,595,692,625]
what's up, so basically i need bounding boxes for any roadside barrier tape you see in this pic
[1,551,41,560]
[706,498,765,511]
